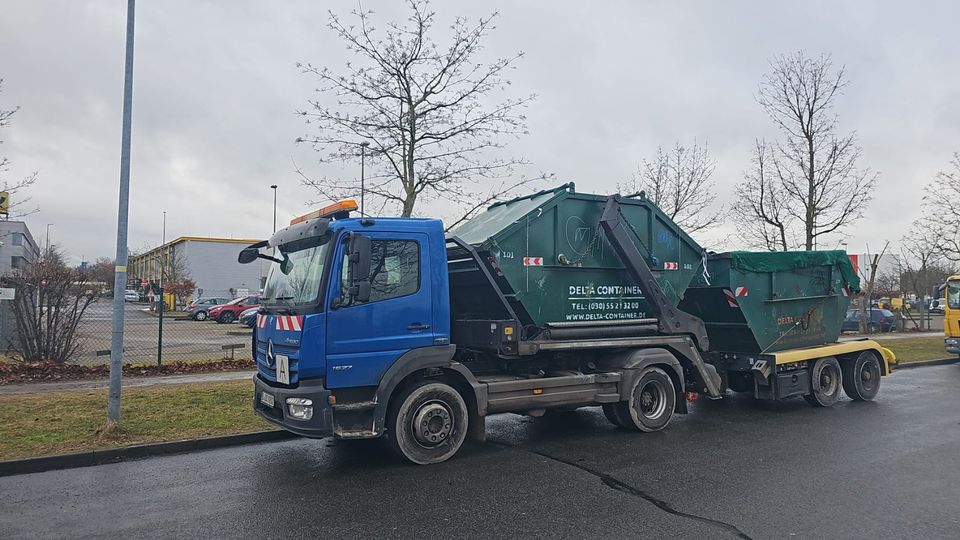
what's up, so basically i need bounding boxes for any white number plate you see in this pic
[276,354,290,385]
[260,391,275,408]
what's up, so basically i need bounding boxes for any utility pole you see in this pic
[271,184,278,232]
[108,0,136,427]
[360,142,369,216]
[45,223,52,254]
[157,210,165,366]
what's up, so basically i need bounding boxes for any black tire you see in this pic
[804,357,843,407]
[218,311,236,324]
[387,381,467,465]
[614,367,676,432]
[602,403,625,427]
[841,351,882,401]
[194,311,208,321]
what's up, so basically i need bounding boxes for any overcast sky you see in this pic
[1,0,958,263]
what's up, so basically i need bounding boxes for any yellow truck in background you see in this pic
[944,276,960,356]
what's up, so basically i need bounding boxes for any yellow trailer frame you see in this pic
[773,339,896,374]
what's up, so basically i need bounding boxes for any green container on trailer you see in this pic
[451,183,705,328]
[677,251,861,353]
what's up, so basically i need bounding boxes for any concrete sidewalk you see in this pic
[0,370,255,396]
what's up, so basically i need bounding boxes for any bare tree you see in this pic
[733,52,876,251]
[0,79,38,219]
[733,139,794,250]
[924,153,960,261]
[2,246,98,363]
[859,242,889,333]
[893,222,952,330]
[295,1,543,224]
[618,141,723,234]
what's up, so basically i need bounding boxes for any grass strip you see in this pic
[873,335,950,364]
[0,380,272,461]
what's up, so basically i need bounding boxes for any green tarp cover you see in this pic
[720,250,861,292]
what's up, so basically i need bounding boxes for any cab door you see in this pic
[325,232,435,388]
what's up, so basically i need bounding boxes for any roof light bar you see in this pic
[290,199,358,225]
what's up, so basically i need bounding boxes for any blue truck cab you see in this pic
[244,203,458,447]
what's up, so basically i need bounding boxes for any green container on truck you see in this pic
[452,183,705,328]
[679,251,860,353]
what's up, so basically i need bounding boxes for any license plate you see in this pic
[260,391,275,408]
[276,354,290,385]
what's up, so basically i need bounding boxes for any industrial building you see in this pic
[0,220,41,275]
[129,236,267,300]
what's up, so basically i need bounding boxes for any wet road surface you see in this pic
[2,365,959,539]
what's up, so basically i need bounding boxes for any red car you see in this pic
[208,295,259,323]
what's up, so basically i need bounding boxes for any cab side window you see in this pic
[341,239,420,305]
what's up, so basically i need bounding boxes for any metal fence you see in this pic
[67,297,253,366]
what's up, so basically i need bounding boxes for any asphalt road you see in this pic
[2,365,959,539]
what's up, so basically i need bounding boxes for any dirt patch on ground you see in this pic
[0,358,255,385]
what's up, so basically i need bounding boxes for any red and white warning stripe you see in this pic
[276,315,304,331]
[256,314,268,329]
[841,287,849,297]
[664,262,679,270]
[523,257,544,266]
[735,286,748,297]
[723,289,739,308]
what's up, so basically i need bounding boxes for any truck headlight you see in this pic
[286,398,313,421]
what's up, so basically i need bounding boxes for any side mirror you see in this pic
[238,240,269,264]
[238,247,259,264]
[347,234,372,303]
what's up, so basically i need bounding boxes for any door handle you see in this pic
[407,323,431,331]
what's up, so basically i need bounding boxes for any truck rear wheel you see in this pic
[387,381,468,465]
[615,367,676,432]
[841,351,881,401]
[803,357,842,407]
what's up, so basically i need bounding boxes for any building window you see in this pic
[11,233,23,247]
[11,256,28,269]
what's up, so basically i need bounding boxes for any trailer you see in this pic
[240,186,894,464]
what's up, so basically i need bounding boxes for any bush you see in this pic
[2,247,98,363]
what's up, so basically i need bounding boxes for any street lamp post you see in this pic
[108,0,136,426]
[271,184,278,233]
[45,223,52,254]
[360,142,370,216]
[158,211,166,366]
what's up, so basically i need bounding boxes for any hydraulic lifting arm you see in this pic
[598,194,711,353]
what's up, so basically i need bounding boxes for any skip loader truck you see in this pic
[240,184,895,464]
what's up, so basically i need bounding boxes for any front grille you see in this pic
[255,338,301,385]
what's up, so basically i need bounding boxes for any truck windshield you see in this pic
[948,280,960,310]
[261,234,331,307]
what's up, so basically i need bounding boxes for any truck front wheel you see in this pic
[616,367,676,432]
[387,381,468,465]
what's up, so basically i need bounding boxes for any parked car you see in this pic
[238,306,259,328]
[842,308,896,333]
[123,289,140,302]
[187,297,231,321]
[208,295,259,323]
[930,299,946,314]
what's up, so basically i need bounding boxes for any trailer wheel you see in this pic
[616,367,676,432]
[803,357,843,407]
[841,351,882,401]
[387,381,467,465]
[602,403,625,427]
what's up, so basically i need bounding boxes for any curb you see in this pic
[0,430,297,477]
[894,357,960,370]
